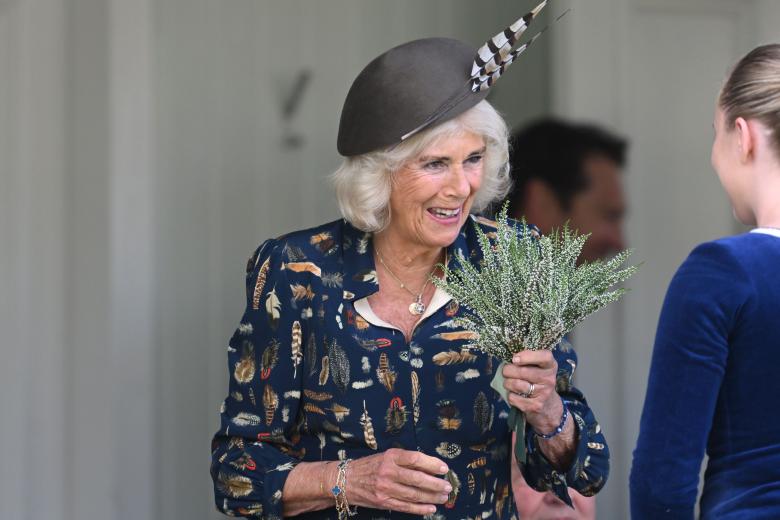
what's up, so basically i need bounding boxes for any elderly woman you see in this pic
[211,17,609,520]
[631,44,780,518]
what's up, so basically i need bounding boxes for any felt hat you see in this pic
[336,1,550,157]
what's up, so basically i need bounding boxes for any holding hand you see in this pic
[501,350,576,469]
[502,349,564,433]
[346,448,452,515]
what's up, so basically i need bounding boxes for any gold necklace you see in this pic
[375,248,445,315]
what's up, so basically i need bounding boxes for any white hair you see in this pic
[330,100,511,232]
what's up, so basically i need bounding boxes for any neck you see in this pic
[751,166,780,228]
[755,210,780,229]
[373,229,445,273]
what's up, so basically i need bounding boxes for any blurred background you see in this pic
[1,0,778,518]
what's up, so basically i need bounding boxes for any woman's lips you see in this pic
[427,206,462,224]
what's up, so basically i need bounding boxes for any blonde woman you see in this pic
[631,44,780,518]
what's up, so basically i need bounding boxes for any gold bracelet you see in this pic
[332,459,357,520]
[319,461,331,498]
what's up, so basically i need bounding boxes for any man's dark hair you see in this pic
[507,118,627,214]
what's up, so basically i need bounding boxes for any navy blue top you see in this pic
[630,232,780,519]
[211,216,609,519]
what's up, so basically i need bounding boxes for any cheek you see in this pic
[513,491,544,515]
[572,494,596,516]
[391,176,434,207]
[710,142,717,169]
[712,146,726,181]
[711,137,733,181]
[567,201,595,233]
[466,168,484,197]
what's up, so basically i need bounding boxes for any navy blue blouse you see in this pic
[631,232,780,518]
[211,216,609,519]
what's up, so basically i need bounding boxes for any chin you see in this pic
[427,232,460,249]
[424,216,467,246]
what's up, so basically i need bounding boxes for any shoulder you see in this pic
[459,214,540,258]
[467,214,540,236]
[242,219,352,306]
[663,235,756,317]
[470,214,499,233]
[678,235,754,281]
[246,219,348,273]
[691,233,751,255]
[679,232,780,295]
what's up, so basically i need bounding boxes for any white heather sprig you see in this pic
[432,205,638,361]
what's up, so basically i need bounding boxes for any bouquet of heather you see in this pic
[432,204,638,462]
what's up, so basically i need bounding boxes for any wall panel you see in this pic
[0,4,25,517]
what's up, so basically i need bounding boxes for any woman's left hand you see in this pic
[501,349,564,435]
[502,349,577,469]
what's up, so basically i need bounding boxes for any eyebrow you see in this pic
[417,146,487,163]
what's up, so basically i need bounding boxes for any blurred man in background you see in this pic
[507,118,627,263]
[512,462,597,520]
[506,118,628,519]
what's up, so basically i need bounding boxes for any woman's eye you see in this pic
[423,160,446,171]
[466,154,483,165]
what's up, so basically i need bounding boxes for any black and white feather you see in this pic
[469,1,550,92]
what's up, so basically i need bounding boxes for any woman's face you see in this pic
[711,106,754,225]
[386,131,486,250]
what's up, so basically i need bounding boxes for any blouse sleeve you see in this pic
[629,242,750,519]
[520,338,610,506]
[210,239,307,518]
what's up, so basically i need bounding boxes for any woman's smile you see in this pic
[427,205,462,224]
[383,131,486,252]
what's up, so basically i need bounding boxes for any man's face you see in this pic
[567,154,626,262]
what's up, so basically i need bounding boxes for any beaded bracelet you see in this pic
[332,459,357,520]
[533,397,568,440]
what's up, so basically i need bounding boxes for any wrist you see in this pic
[319,461,335,499]
[332,459,357,519]
[532,396,568,440]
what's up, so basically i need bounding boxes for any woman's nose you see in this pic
[445,165,471,198]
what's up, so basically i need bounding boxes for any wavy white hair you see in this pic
[330,100,512,232]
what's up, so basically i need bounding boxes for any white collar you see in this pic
[353,286,452,333]
[750,227,780,238]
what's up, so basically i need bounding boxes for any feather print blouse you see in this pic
[210,216,609,519]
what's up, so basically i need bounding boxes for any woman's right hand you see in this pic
[345,448,453,515]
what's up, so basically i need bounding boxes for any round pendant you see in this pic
[409,301,426,315]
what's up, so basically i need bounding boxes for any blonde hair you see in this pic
[331,100,511,232]
[719,43,780,157]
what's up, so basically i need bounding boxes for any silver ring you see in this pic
[519,382,535,399]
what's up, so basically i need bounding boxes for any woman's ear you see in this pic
[734,116,754,163]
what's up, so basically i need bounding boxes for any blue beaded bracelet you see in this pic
[533,397,568,440]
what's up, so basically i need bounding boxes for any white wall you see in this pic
[2,1,779,519]
[1,1,68,518]
[757,0,780,44]
[0,1,158,518]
